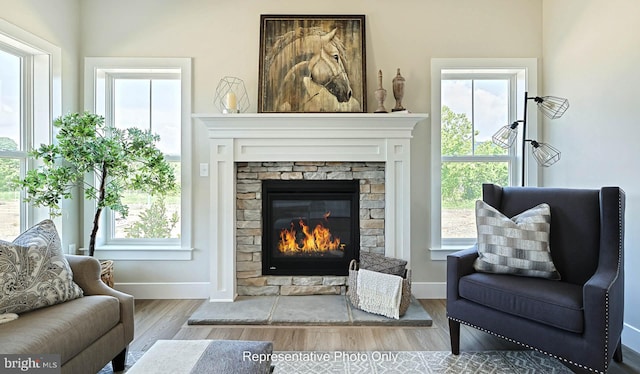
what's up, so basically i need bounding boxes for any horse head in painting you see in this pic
[265,27,358,112]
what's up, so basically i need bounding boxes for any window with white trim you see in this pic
[0,20,60,241]
[430,59,537,258]
[85,58,192,260]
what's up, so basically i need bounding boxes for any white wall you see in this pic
[77,0,542,294]
[0,0,81,251]
[542,0,640,353]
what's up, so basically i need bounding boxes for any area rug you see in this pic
[99,344,573,373]
[188,295,432,326]
[272,350,573,373]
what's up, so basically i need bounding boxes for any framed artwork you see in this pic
[258,14,366,113]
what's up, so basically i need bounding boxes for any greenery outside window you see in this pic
[430,58,538,259]
[0,19,60,242]
[84,58,192,260]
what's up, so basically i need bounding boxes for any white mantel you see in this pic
[194,113,428,301]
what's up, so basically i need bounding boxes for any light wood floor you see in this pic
[131,299,640,373]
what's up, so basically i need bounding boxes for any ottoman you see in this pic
[127,340,273,374]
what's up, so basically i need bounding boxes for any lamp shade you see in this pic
[530,140,561,167]
[534,96,569,119]
[492,122,519,149]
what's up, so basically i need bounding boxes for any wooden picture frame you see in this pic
[258,14,366,113]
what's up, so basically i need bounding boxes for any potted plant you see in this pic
[14,112,177,281]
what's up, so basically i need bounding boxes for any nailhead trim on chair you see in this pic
[603,193,624,372]
[448,317,602,374]
[602,193,625,372]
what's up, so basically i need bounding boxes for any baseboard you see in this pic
[623,322,640,354]
[411,282,446,299]
[115,282,209,299]
[114,281,446,300]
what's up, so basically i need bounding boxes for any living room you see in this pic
[1,0,639,373]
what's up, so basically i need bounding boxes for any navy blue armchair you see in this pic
[447,184,625,373]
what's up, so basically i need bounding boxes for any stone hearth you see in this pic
[195,113,427,301]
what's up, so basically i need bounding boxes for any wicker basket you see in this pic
[347,259,411,317]
[100,260,114,288]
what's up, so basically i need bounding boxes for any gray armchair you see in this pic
[447,184,625,373]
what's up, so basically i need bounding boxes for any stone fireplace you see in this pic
[195,113,425,301]
[235,162,385,296]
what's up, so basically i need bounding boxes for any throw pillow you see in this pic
[474,200,561,280]
[359,252,407,277]
[0,220,83,314]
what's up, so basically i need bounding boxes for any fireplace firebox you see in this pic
[262,180,360,276]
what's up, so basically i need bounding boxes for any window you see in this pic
[0,19,60,241]
[85,58,192,260]
[430,59,538,259]
[0,48,23,241]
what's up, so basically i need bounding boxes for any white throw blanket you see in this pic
[0,313,18,324]
[356,268,403,319]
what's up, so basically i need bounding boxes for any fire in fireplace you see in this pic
[262,180,360,276]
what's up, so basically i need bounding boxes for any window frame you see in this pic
[430,58,539,260]
[0,18,61,238]
[84,57,193,260]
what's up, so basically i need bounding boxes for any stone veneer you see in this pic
[236,161,385,296]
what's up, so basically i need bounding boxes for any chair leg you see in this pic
[613,338,623,363]
[449,319,461,355]
[112,348,127,372]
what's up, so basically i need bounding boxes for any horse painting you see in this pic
[261,25,363,112]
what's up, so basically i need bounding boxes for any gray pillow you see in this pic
[474,200,561,280]
[0,220,83,314]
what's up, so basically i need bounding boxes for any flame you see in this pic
[278,212,342,253]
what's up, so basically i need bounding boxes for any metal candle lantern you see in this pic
[214,76,250,114]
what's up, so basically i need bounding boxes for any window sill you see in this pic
[93,244,193,261]
[429,245,473,261]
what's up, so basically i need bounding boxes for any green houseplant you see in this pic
[14,111,177,258]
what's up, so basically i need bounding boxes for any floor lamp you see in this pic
[491,92,569,186]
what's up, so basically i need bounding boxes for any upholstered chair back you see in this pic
[482,184,601,286]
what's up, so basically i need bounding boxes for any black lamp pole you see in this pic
[521,92,529,186]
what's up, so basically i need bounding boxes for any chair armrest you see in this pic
[446,246,479,303]
[583,267,624,359]
[581,187,625,362]
[65,255,135,344]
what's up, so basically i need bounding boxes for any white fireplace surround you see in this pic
[194,113,428,301]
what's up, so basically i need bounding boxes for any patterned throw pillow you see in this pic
[0,220,83,314]
[474,201,561,280]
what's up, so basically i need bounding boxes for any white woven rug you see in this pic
[100,346,573,373]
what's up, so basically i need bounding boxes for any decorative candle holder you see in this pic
[374,70,388,113]
[214,76,249,114]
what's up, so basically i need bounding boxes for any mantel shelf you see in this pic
[192,112,429,139]
[192,112,428,119]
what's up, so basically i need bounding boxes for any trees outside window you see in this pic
[0,24,59,241]
[440,76,516,242]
